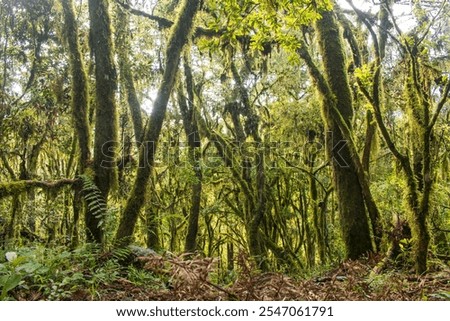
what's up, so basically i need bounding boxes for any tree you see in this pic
[349,0,450,273]
[177,56,203,253]
[87,0,118,243]
[306,9,374,259]
[61,0,91,246]
[61,0,91,172]
[115,0,201,244]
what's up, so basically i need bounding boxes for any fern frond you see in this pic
[79,175,107,228]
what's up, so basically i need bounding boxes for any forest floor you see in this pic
[9,250,449,301]
[77,254,449,301]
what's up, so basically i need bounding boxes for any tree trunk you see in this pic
[61,0,91,171]
[116,3,162,249]
[116,6,143,144]
[145,190,161,250]
[178,57,203,253]
[87,0,119,243]
[314,10,373,259]
[338,2,388,251]
[309,168,326,264]
[413,212,430,274]
[61,0,91,247]
[230,60,268,269]
[115,0,200,245]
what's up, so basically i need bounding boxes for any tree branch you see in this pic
[116,0,219,38]
[0,179,78,199]
[429,79,450,130]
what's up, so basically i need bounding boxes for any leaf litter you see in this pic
[92,252,450,301]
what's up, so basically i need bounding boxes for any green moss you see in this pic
[0,181,30,199]
[61,0,91,171]
[315,10,374,258]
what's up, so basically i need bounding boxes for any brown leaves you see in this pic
[94,254,449,301]
[138,253,221,300]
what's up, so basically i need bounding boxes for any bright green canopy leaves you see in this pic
[202,0,332,59]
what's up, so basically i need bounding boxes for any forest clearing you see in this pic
[0,0,449,302]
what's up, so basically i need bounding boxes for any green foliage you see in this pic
[203,0,332,57]
[354,64,373,88]
[127,265,164,288]
[430,291,450,300]
[367,270,396,292]
[0,245,121,300]
[0,261,23,300]
[80,175,108,229]
[0,0,449,285]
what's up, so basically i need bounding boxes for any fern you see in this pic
[79,175,107,229]
[111,246,132,262]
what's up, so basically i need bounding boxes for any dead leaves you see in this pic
[96,253,449,301]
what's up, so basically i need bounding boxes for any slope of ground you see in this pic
[85,254,450,301]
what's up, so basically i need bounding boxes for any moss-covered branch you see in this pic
[116,0,217,38]
[0,179,77,199]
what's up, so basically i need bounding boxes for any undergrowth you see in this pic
[1,246,449,301]
[0,244,121,300]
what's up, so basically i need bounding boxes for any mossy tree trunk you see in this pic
[299,10,374,259]
[87,0,119,243]
[229,60,268,269]
[337,2,390,251]
[145,188,161,250]
[352,0,450,273]
[115,6,143,144]
[401,58,445,273]
[178,56,203,253]
[308,161,326,264]
[115,4,162,249]
[61,0,91,171]
[61,0,91,247]
[115,0,201,245]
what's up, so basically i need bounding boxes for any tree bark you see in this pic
[61,0,91,247]
[230,60,268,269]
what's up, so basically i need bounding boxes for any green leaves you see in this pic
[203,0,332,56]
[0,273,23,300]
[80,175,108,228]
[354,64,374,88]
[0,245,123,300]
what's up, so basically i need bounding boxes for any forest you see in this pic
[0,0,449,301]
